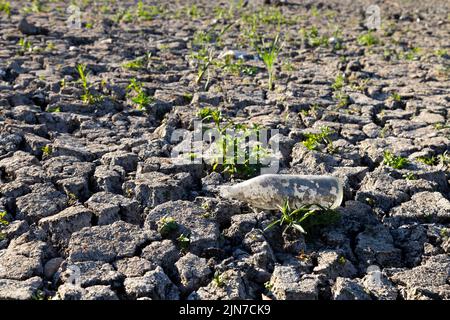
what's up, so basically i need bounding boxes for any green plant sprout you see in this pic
[191,22,234,88]
[0,1,11,16]
[76,64,98,104]
[186,4,201,19]
[212,271,225,288]
[0,211,9,226]
[435,49,448,58]
[300,26,328,47]
[47,106,61,113]
[67,192,78,206]
[213,0,245,20]
[264,199,340,235]
[126,78,153,111]
[335,92,350,108]
[41,145,52,157]
[177,234,190,251]
[417,155,438,166]
[255,33,283,90]
[383,150,409,169]
[122,55,149,70]
[357,31,379,46]
[390,92,402,102]
[21,0,43,14]
[198,107,222,126]
[0,210,9,240]
[18,38,32,53]
[403,47,421,61]
[402,172,417,180]
[198,107,271,177]
[136,1,163,21]
[158,216,178,236]
[302,126,335,153]
[194,48,215,87]
[332,74,346,91]
[301,104,319,117]
[218,55,258,77]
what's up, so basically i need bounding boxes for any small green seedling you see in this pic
[402,172,417,180]
[434,123,450,130]
[0,1,11,16]
[0,210,9,239]
[122,56,147,70]
[335,92,350,108]
[255,33,283,90]
[0,211,9,226]
[390,92,402,102]
[332,74,345,91]
[403,47,421,61]
[186,4,201,19]
[194,48,215,87]
[212,271,225,288]
[177,234,190,251]
[219,55,258,77]
[31,290,46,300]
[157,216,178,236]
[383,150,408,169]
[198,107,222,126]
[198,108,270,178]
[417,155,438,166]
[300,26,328,48]
[18,38,32,53]
[76,64,98,104]
[45,41,56,52]
[47,106,61,113]
[41,145,52,157]
[302,126,335,153]
[264,281,274,291]
[136,1,163,21]
[435,49,448,58]
[30,0,43,13]
[357,31,379,46]
[67,193,78,206]
[264,199,339,235]
[126,78,153,110]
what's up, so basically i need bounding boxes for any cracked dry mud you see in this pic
[0,0,450,300]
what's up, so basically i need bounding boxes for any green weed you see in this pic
[126,78,153,111]
[254,33,283,90]
[122,55,148,70]
[177,234,190,251]
[18,38,32,54]
[198,107,271,177]
[0,1,11,16]
[332,74,346,91]
[383,150,409,169]
[212,271,225,288]
[264,199,340,235]
[302,126,335,153]
[41,145,52,157]
[136,1,163,21]
[0,211,9,226]
[76,64,99,104]
[157,216,178,237]
[357,31,379,46]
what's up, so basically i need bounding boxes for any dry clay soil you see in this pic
[0,0,450,300]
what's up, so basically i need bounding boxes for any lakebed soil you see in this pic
[0,0,449,300]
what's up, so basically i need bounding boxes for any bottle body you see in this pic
[221,174,343,210]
